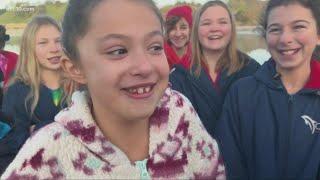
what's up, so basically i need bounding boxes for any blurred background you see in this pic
[0,0,271,64]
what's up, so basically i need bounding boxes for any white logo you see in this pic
[302,115,320,134]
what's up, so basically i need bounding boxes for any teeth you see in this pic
[281,50,296,55]
[127,86,152,95]
[138,88,144,94]
[208,35,222,40]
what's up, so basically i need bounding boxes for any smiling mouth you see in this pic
[208,35,223,40]
[47,56,61,63]
[123,84,155,96]
[279,48,300,56]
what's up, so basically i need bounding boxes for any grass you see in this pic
[0,3,67,24]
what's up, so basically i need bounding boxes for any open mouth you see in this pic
[47,56,61,64]
[208,34,223,40]
[278,48,300,56]
[122,83,155,98]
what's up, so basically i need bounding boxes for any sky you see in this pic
[0,0,228,9]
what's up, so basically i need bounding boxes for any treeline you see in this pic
[0,0,267,25]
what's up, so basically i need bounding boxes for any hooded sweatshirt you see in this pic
[2,88,225,179]
[216,59,320,179]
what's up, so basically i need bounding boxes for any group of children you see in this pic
[0,0,319,179]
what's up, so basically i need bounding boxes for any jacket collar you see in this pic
[255,59,320,91]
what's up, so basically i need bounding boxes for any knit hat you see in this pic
[0,25,10,42]
[166,5,193,28]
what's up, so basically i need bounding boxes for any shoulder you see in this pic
[4,81,29,98]
[234,51,261,78]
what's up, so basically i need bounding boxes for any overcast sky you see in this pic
[0,0,228,9]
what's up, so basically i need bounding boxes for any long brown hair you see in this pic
[192,0,246,76]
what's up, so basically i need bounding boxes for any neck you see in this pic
[277,60,311,95]
[173,45,187,58]
[40,69,60,90]
[203,49,224,81]
[93,104,149,163]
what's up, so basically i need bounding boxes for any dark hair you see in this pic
[61,0,164,103]
[260,0,320,37]
[165,16,181,43]
[62,0,164,61]
[0,25,10,50]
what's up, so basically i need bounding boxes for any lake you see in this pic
[4,28,271,65]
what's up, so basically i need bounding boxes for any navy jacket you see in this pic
[216,59,320,179]
[0,81,65,174]
[169,51,260,137]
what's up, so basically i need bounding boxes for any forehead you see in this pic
[36,25,60,38]
[176,18,188,25]
[87,0,161,35]
[201,5,230,20]
[267,4,315,25]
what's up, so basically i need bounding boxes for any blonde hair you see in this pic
[11,15,61,116]
[191,0,245,76]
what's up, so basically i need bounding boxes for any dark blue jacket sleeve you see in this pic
[215,84,249,179]
[0,84,31,174]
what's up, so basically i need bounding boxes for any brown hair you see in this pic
[61,0,164,104]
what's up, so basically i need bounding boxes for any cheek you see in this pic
[198,28,207,41]
[266,35,278,49]
[154,56,170,78]
[35,46,46,60]
[168,31,175,39]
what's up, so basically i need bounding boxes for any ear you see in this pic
[60,56,87,84]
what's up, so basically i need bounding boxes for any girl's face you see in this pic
[75,0,169,122]
[168,18,190,50]
[198,6,232,54]
[35,25,62,71]
[266,4,320,72]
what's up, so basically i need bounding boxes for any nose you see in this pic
[129,49,153,77]
[279,29,294,45]
[174,28,183,37]
[50,40,61,53]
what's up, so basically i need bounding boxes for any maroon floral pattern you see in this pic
[1,88,225,179]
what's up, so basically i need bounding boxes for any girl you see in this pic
[0,25,18,87]
[1,0,225,179]
[170,0,260,137]
[216,0,320,179]
[164,5,193,69]
[0,16,64,174]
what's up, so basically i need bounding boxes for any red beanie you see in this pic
[166,5,193,28]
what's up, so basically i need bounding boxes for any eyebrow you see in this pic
[201,17,228,22]
[267,20,311,29]
[98,30,163,42]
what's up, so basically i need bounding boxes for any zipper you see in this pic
[282,95,294,178]
[135,159,150,180]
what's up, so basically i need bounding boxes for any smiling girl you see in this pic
[1,1,225,179]
[216,0,320,179]
[170,0,260,137]
[164,5,193,69]
[0,15,64,174]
